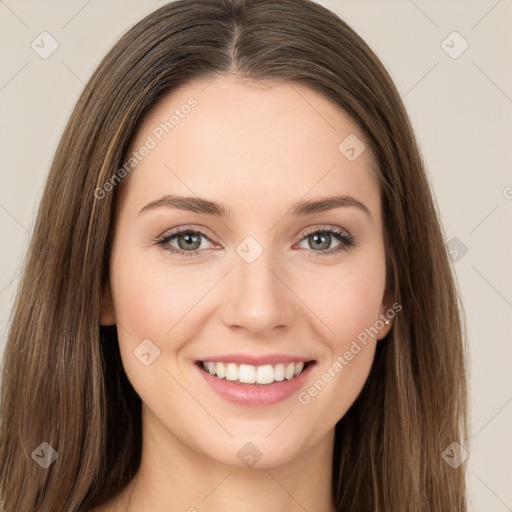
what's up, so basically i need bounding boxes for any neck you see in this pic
[116,406,336,512]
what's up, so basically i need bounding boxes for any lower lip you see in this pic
[195,362,316,407]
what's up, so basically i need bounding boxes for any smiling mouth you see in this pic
[196,360,315,386]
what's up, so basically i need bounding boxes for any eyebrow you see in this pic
[138,194,372,220]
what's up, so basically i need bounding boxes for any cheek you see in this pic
[296,267,385,423]
[109,254,205,405]
[301,256,386,346]
[111,253,212,341]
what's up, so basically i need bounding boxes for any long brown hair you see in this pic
[0,0,469,510]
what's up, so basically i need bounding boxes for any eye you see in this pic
[295,226,355,257]
[155,228,217,258]
[154,226,355,258]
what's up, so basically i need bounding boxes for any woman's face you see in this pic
[101,75,393,468]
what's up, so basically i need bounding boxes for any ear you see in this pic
[100,279,116,326]
[376,284,396,341]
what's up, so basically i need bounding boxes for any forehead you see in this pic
[119,75,381,222]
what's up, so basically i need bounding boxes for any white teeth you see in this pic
[274,363,285,382]
[256,364,275,384]
[225,363,238,381]
[238,364,256,384]
[200,360,308,384]
[216,362,226,379]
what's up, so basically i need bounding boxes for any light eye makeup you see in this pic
[152,225,356,259]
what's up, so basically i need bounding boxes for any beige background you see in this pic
[1,0,511,509]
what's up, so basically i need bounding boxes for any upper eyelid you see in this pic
[157,226,217,244]
[300,225,350,237]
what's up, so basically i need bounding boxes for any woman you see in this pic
[0,0,469,510]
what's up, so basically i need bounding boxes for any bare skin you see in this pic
[95,74,394,512]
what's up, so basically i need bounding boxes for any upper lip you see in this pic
[197,353,315,366]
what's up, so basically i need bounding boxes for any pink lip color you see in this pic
[194,361,315,407]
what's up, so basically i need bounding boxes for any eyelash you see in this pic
[154,225,355,259]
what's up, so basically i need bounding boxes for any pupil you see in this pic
[179,233,200,250]
[310,233,330,250]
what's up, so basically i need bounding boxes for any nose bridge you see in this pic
[220,237,294,334]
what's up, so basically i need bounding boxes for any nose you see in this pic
[219,246,296,337]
